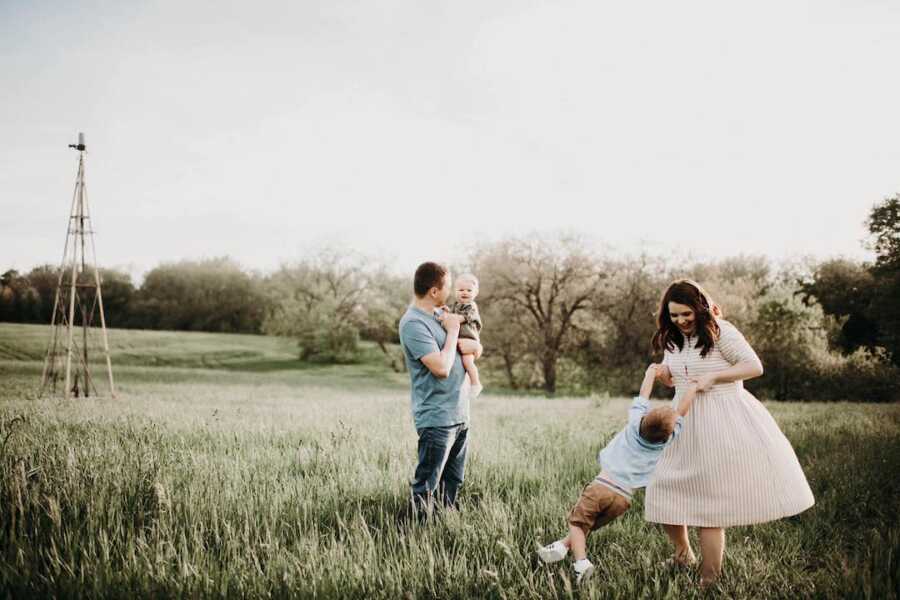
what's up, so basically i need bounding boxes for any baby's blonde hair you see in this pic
[455,273,479,288]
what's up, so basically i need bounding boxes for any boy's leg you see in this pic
[662,524,697,564]
[568,525,589,561]
[411,426,456,517]
[461,353,481,386]
[566,483,630,556]
[438,425,468,509]
[538,536,570,563]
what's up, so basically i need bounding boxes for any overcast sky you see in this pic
[2,0,899,279]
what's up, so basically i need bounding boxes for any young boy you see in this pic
[537,365,697,584]
[449,273,484,399]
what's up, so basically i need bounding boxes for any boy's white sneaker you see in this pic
[537,541,568,563]
[574,559,595,585]
[470,383,484,399]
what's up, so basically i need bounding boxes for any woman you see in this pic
[645,280,814,586]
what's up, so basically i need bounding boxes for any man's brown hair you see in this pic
[414,262,448,298]
[639,407,678,444]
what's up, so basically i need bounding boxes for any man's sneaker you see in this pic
[470,383,484,400]
[537,541,568,563]
[574,559,595,585]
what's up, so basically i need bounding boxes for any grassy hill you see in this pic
[0,322,407,392]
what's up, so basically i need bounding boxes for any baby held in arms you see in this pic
[449,273,483,399]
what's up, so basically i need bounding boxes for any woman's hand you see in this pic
[655,364,674,388]
[691,374,717,392]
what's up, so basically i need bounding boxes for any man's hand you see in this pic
[437,311,463,332]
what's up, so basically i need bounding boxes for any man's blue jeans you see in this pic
[411,424,469,512]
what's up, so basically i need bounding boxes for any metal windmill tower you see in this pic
[40,133,116,399]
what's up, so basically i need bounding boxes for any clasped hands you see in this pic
[649,364,714,391]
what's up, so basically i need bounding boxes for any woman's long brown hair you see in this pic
[651,280,721,357]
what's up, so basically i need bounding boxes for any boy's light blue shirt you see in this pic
[399,306,468,429]
[597,397,684,490]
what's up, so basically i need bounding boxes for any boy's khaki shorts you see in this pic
[567,482,631,535]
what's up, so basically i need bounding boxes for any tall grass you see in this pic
[0,325,898,598]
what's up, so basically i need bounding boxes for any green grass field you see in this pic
[1,323,898,599]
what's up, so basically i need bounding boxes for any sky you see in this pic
[2,0,899,280]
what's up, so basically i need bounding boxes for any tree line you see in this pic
[0,258,268,333]
[3,195,898,401]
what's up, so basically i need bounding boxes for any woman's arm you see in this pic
[693,361,763,392]
[694,321,763,391]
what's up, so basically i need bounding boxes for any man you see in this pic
[399,262,483,515]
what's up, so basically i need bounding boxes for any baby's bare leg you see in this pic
[461,352,481,386]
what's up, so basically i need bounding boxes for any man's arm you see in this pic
[420,313,463,378]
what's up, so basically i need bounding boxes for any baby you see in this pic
[537,365,697,584]
[450,273,483,399]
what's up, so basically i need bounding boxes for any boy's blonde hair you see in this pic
[639,407,678,444]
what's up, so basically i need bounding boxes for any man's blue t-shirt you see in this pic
[399,306,468,429]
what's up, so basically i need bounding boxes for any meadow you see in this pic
[1,323,898,599]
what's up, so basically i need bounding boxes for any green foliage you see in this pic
[800,195,900,367]
[473,234,605,396]
[262,251,368,363]
[0,270,41,323]
[4,218,899,396]
[131,257,267,333]
[0,355,897,598]
[867,194,900,268]
[799,259,879,354]
[748,296,820,401]
[355,268,409,372]
[0,266,136,327]
[577,255,669,395]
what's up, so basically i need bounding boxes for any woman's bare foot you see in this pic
[675,547,697,566]
[661,550,697,570]
[698,564,720,589]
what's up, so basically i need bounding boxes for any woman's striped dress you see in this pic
[644,320,815,527]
